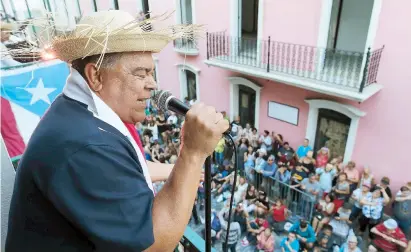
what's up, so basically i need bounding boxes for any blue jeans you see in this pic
[215,152,224,165]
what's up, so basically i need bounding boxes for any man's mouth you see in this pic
[137,98,149,105]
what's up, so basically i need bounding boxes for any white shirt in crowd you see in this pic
[167,114,177,125]
[259,135,272,150]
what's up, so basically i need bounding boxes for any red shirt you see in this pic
[123,123,145,160]
[373,223,407,252]
[272,205,287,222]
[256,218,270,229]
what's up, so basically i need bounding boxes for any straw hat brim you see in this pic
[52,33,172,62]
[0,22,19,31]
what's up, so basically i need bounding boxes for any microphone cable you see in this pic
[222,133,238,252]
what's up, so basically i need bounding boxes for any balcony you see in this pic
[205,32,384,102]
[173,38,199,56]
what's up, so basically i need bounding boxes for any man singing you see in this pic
[6,10,228,251]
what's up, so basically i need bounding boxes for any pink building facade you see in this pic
[147,0,411,191]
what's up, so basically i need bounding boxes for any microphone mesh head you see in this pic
[152,90,172,112]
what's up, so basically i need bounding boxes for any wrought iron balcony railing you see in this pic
[206,32,384,93]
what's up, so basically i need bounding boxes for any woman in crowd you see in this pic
[312,193,335,234]
[329,202,352,239]
[249,128,259,151]
[316,147,330,168]
[267,199,288,233]
[301,150,316,174]
[256,228,274,252]
[244,146,255,182]
[358,165,375,189]
[349,183,371,221]
[343,161,360,193]
[359,186,390,237]
[233,176,249,204]
[316,163,337,196]
[332,173,351,201]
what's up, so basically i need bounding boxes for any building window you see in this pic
[178,64,200,102]
[174,0,198,54]
[178,0,193,25]
[185,70,196,101]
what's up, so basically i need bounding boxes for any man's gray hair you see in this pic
[71,53,123,80]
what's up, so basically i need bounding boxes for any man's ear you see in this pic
[84,63,103,92]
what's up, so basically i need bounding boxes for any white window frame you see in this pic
[174,0,199,55]
[176,63,200,102]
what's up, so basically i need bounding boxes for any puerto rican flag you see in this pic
[1,60,69,158]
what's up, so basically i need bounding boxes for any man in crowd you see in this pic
[369,219,408,251]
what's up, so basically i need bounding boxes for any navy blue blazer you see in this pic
[6,95,154,252]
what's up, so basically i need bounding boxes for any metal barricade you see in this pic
[248,168,315,222]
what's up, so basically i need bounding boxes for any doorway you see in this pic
[314,109,351,160]
[238,85,256,127]
[326,0,374,52]
[238,0,259,58]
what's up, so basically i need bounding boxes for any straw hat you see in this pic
[0,21,18,31]
[50,10,201,63]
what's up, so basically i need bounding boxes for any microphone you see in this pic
[152,90,232,138]
[152,90,189,116]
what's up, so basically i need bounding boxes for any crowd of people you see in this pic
[137,100,411,252]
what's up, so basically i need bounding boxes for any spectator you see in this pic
[343,161,360,193]
[349,183,371,221]
[339,235,361,252]
[272,133,284,155]
[245,190,269,214]
[256,228,274,252]
[378,176,393,201]
[359,186,390,237]
[301,150,316,174]
[280,232,300,252]
[166,111,178,125]
[329,202,352,239]
[275,165,291,199]
[214,137,225,165]
[332,173,351,201]
[358,165,375,189]
[259,130,273,152]
[393,186,411,239]
[315,224,338,251]
[260,155,277,189]
[233,202,248,233]
[267,198,288,233]
[369,219,408,252]
[249,128,259,150]
[296,138,313,159]
[233,176,248,204]
[241,213,269,246]
[277,142,295,166]
[316,147,330,168]
[244,146,255,181]
[218,209,241,252]
[316,163,337,195]
[288,220,316,250]
[243,184,257,207]
[312,194,335,234]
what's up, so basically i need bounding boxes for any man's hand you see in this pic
[182,103,229,159]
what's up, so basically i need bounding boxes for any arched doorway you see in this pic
[229,77,262,129]
[305,99,366,162]
[238,85,256,127]
[314,108,351,159]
